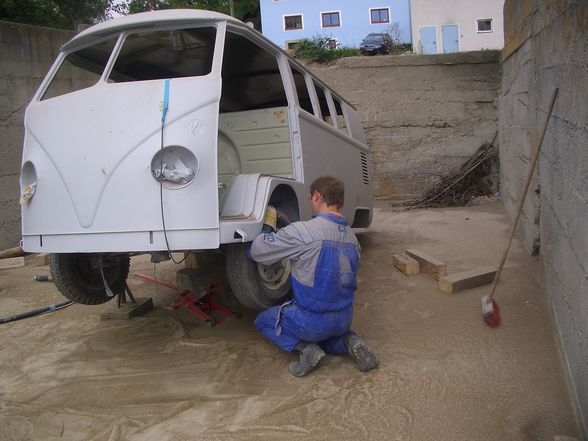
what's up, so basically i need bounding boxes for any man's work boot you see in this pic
[344,334,380,372]
[288,343,325,377]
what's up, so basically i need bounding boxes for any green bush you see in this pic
[293,37,359,63]
[391,43,412,54]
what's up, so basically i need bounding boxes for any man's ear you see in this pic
[311,191,322,203]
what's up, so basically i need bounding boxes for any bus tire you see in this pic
[50,253,130,305]
[224,243,292,310]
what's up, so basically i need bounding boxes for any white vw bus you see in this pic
[20,10,373,309]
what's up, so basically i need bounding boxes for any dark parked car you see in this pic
[360,33,393,55]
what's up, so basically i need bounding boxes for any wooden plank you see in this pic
[405,249,447,280]
[33,253,50,266]
[0,257,25,270]
[439,266,497,294]
[392,254,420,276]
[0,246,23,259]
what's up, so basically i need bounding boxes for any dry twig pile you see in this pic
[411,133,498,208]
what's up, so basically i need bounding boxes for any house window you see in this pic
[286,40,302,51]
[284,14,303,31]
[476,18,493,32]
[370,8,390,24]
[322,11,340,28]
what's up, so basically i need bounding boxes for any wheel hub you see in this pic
[257,260,291,290]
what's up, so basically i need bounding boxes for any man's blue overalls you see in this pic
[249,213,360,354]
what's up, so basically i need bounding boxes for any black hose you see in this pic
[0,300,74,325]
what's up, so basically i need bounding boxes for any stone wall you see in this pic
[500,1,588,436]
[0,22,74,250]
[310,51,501,200]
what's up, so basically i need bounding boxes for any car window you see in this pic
[365,34,383,43]
[109,27,216,82]
[42,37,118,100]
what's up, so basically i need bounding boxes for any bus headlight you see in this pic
[20,161,37,204]
[150,146,199,189]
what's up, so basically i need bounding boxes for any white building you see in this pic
[411,0,505,54]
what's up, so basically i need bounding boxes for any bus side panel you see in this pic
[295,109,373,222]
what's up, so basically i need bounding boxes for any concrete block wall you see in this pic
[500,1,588,436]
[310,51,501,200]
[0,22,74,250]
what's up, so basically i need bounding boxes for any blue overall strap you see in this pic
[161,79,170,125]
[274,299,295,336]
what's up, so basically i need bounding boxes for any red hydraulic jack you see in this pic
[135,273,236,327]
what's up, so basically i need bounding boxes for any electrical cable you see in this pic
[0,300,74,325]
[159,78,186,265]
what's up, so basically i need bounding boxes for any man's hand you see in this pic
[262,205,278,233]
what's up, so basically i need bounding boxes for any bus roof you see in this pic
[63,9,240,51]
[62,9,357,111]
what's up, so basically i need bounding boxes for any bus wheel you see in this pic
[224,243,292,310]
[50,253,130,305]
[224,210,293,310]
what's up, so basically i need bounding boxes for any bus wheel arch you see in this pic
[224,185,298,310]
[268,184,300,226]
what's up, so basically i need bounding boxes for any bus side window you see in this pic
[290,65,314,115]
[333,98,349,135]
[221,31,288,111]
[313,82,334,126]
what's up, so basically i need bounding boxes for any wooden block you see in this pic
[34,253,50,266]
[405,249,447,280]
[439,266,497,294]
[184,252,199,269]
[392,254,420,276]
[0,257,25,270]
[101,297,154,320]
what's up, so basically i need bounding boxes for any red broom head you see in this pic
[484,300,501,327]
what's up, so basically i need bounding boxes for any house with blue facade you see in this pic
[259,0,412,50]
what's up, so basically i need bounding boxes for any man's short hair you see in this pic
[310,176,344,209]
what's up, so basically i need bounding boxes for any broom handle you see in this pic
[488,88,559,299]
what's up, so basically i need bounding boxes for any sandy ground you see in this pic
[0,201,580,441]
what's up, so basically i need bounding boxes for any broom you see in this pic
[482,88,559,327]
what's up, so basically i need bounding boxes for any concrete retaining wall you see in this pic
[310,51,501,199]
[500,1,588,436]
[0,22,74,250]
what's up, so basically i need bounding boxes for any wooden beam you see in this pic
[392,254,420,276]
[439,267,497,294]
[0,257,25,270]
[405,249,447,280]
